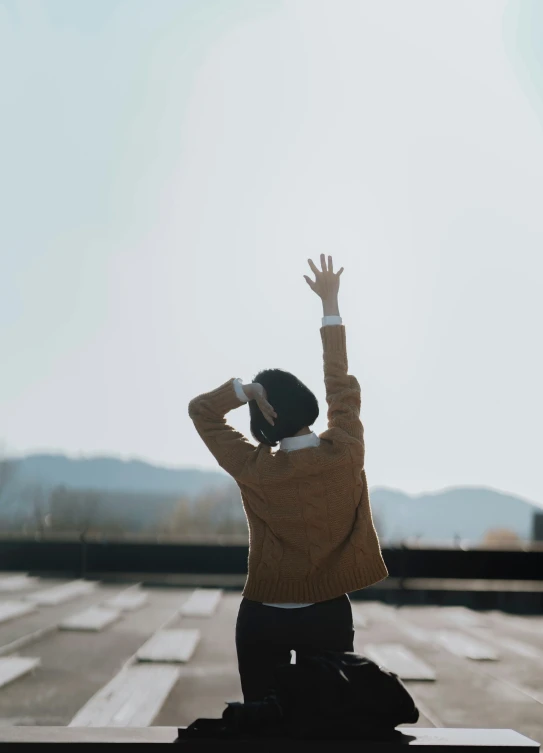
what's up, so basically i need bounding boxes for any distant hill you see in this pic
[1,453,540,542]
[6,453,229,496]
[0,454,234,532]
[368,486,538,543]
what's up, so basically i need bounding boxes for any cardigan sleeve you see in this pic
[320,324,364,446]
[188,378,256,480]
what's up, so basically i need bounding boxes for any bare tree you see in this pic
[27,483,50,534]
[0,441,17,500]
[49,486,101,535]
[80,491,101,537]
[164,496,192,535]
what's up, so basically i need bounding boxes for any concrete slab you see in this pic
[436,630,500,661]
[0,727,538,749]
[179,589,222,617]
[394,622,433,643]
[364,643,437,681]
[0,726,177,742]
[0,575,39,592]
[104,590,148,612]
[440,607,488,629]
[0,601,36,624]
[60,606,122,632]
[69,665,180,727]
[491,637,543,661]
[0,656,40,689]
[137,629,200,663]
[25,580,97,606]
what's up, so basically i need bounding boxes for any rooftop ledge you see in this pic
[0,727,539,750]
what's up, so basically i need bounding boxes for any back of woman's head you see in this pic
[249,369,319,447]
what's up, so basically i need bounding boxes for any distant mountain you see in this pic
[369,486,539,543]
[6,453,229,496]
[1,453,540,542]
[0,453,236,533]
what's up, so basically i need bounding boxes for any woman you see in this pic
[188,254,389,703]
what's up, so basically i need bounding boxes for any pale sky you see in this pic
[1,0,542,507]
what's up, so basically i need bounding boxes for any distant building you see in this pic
[532,511,543,541]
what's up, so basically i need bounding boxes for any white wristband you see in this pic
[322,315,343,327]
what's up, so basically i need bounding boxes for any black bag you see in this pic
[174,649,419,742]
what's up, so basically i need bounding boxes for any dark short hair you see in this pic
[248,369,319,447]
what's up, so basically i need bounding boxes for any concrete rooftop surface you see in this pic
[0,576,540,745]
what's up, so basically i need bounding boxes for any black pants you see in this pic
[235,594,355,703]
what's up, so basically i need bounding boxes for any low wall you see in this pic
[0,537,541,581]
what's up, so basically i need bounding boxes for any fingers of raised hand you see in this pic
[259,398,277,425]
[320,253,327,272]
[308,256,340,277]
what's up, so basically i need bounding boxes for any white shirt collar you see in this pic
[279,431,320,453]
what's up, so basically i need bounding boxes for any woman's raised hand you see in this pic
[304,254,344,301]
[242,383,277,425]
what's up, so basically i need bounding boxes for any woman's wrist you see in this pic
[241,383,255,400]
[322,297,340,317]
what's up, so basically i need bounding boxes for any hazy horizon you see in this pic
[1,0,542,506]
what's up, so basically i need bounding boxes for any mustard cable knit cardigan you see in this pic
[188,324,389,604]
